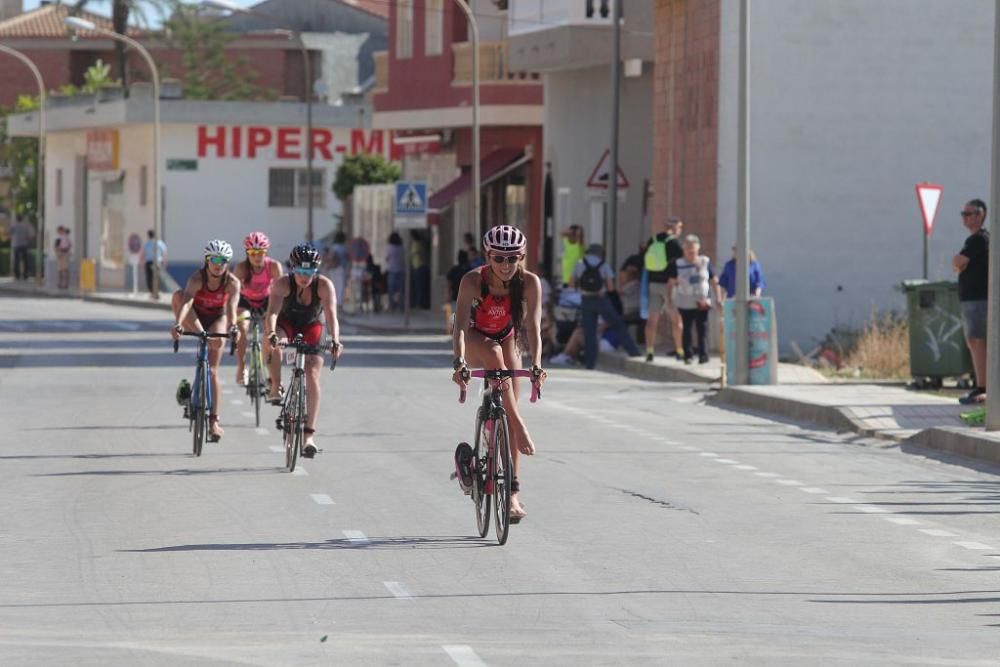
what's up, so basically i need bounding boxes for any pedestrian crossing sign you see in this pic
[395,181,428,230]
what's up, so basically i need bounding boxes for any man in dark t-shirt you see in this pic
[643,218,684,361]
[954,198,990,404]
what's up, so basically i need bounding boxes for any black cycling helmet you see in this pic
[289,243,322,269]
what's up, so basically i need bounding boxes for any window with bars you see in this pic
[269,168,325,208]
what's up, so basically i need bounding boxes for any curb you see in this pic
[595,353,719,384]
[904,427,1000,465]
[712,387,866,435]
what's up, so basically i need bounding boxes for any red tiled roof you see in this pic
[341,0,389,20]
[0,4,140,39]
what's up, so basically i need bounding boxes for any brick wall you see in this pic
[651,0,720,257]
[0,44,305,107]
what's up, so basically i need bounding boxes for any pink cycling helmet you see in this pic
[483,225,526,254]
[244,232,271,251]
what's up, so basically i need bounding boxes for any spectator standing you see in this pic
[560,224,585,286]
[954,199,990,404]
[571,243,641,369]
[9,216,35,281]
[410,230,430,309]
[326,232,350,310]
[463,232,486,269]
[53,226,72,289]
[643,217,684,361]
[444,250,470,331]
[718,247,765,298]
[666,235,723,364]
[142,229,167,298]
[385,232,405,311]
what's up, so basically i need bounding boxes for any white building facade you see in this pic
[8,97,392,288]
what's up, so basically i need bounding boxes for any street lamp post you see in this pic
[202,0,315,243]
[0,43,46,285]
[985,0,1000,429]
[65,17,161,297]
[733,0,751,385]
[454,0,480,237]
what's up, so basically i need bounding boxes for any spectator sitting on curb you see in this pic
[954,198,990,405]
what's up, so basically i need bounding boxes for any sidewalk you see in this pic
[3,276,997,466]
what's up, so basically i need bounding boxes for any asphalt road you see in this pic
[2,296,1000,666]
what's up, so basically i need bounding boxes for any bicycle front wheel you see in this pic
[492,413,513,545]
[284,378,303,472]
[193,364,209,457]
[472,411,491,538]
[250,343,262,428]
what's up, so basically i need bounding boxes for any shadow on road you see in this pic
[124,535,491,553]
[0,452,183,461]
[32,466,280,477]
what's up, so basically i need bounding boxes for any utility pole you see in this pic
[985,0,1000,429]
[607,0,622,264]
[733,0,751,385]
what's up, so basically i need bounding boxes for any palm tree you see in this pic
[72,0,167,87]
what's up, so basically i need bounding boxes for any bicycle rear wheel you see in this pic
[472,411,491,538]
[492,413,513,545]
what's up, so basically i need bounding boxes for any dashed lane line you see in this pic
[384,581,413,599]
[310,494,335,506]
[919,529,957,537]
[443,645,487,667]
[343,530,369,544]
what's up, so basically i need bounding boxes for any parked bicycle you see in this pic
[273,333,337,472]
[239,308,269,427]
[456,369,540,545]
[174,331,235,456]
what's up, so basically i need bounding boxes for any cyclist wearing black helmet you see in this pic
[264,243,343,458]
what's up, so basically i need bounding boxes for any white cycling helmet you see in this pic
[483,225,526,254]
[203,239,234,260]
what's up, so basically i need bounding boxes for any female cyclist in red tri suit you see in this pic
[170,239,241,441]
[452,225,547,521]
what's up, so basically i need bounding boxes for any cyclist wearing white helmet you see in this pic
[264,243,344,458]
[452,224,547,521]
[171,239,242,441]
[232,232,283,386]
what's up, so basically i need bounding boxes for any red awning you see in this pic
[428,148,525,213]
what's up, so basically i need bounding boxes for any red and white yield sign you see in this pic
[915,183,943,237]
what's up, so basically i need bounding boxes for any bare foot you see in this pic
[209,418,224,440]
[236,365,247,386]
[510,494,527,519]
[513,426,536,455]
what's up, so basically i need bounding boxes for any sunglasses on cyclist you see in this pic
[293,267,318,277]
[207,256,229,266]
[246,248,267,256]
[490,254,523,265]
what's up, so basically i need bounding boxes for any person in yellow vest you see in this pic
[643,217,684,361]
[560,225,585,286]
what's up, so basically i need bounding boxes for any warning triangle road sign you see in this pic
[586,149,629,189]
[915,183,943,237]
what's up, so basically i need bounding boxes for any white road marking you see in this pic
[241,411,254,418]
[699,452,719,458]
[343,530,369,544]
[310,494,335,505]
[222,389,233,395]
[885,517,921,525]
[255,427,269,436]
[292,467,308,476]
[775,479,804,486]
[269,446,283,453]
[920,529,957,537]
[755,472,781,478]
[826,497,862,504]
[734,465,758,471]
[104,320,141,331]
[853,505,888,513]
[799,487,828,494]
[384,581,412,599]
[230,399,243,405]
[953,541,995,550]
[680,446,699,451]
[443,645,487,667]
[716,459,739,464]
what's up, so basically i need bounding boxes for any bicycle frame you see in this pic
[174,331,234,455]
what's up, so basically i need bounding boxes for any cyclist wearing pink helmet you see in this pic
[452,224,547,521]
[232,231,283,386]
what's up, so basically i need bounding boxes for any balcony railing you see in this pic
[509,0,621,36]
[373,50,388,90]
[452,41,540,84]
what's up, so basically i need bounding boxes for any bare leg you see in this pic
[671,309,684,356]
[235,311,249,385]
[207,336,225,439]
[268,335,284,403]
[304,355,322,451]
[968,337,988,397]
[644,312,660,355]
